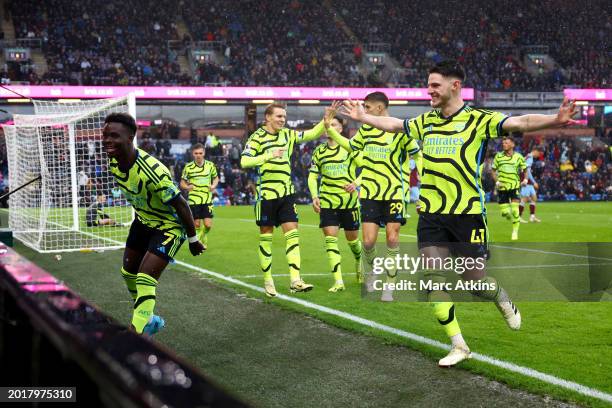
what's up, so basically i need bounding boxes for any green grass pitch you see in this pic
[8,202,612,407]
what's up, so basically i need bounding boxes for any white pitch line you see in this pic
[173,259,612,404]
[8,211,611,401]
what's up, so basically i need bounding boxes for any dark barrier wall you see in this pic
[0,243,249,407]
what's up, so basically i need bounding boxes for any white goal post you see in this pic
[4,94,136,253]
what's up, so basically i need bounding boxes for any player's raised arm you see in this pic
[339,100,405,133]
[502,97,578,133]
[296,100,342,144]
[168,194,205,256]
[323,102,353,152]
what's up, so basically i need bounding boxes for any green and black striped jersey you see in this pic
[110,148,183,235]
[242,126,308,200]
[181,160,218,205]
[309,142,361,209]
[403,104,508,214]
[348,125,420,201]
[492,152,526,191]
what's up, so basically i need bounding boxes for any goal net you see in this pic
[4,94,136,253]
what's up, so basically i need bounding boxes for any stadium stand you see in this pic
[333,0,610,90]
[8,0,191,85]
[181,0,368,86]
[5,0,610,89]
[0,242,247,407]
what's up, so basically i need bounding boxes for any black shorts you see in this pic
[497,189,520,203]
[319,207,360,230]
[126,218,185,261]
[417,213,488,259]
[255,194,298,227]
[190,204,213,219]
[360,199,406,226]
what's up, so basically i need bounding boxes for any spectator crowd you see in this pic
[4,0,609,90]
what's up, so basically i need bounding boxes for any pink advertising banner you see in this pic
[563,89,611,101]
[0,85,474,101]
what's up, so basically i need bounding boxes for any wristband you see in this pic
[188,235,199,244]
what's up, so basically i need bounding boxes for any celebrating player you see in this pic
[308,107,363,292]
[491,136,527,240]
[102,113,205,336]
[519,149,541,223]
[324,92,422,301]
[240,103,327,297]
[180,143,219,249]
[340,60,578,366]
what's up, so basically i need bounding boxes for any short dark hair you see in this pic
[502,135,515,143]
[364,92,389,108]
[429,60,466,82]
[192,143,205,151]
[104,113,137,135]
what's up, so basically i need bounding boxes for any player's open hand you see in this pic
[343,182,357,193]
[324,101,342,129]
[189,240,205,256]
[556,97,579,126]
[338,100,365,121]
[312,197,321,213]
[521,178,528,186]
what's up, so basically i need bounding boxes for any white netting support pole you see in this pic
[68,123,80,232]
[6,94,136,253]
[127,93,138,147]
[127,93,137,120]
[36,125,48,248]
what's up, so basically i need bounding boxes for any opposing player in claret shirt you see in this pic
[519,148,542,223]
[340,60,578,367]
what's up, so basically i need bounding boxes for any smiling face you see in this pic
[265,107,287,133]
[427,72,459,109]
[102,122,134,159]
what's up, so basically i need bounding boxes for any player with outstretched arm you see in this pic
[240,103,327,297]
[324,92,422,302]
[340,60,577,367]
